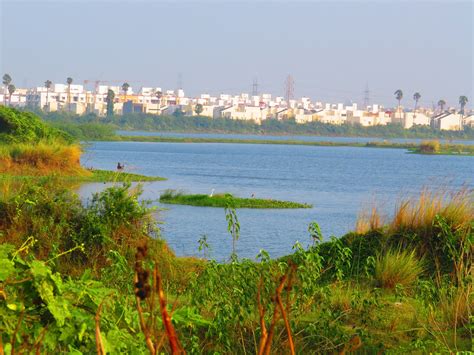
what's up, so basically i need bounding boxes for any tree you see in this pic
[394,89,403,119]
[106,89,115,117]
[44,80,52,110]
[413,92,421,118]
[194,103,203,116]
[459,96,468,115]
[66,77,73,111]
[7,84,15,106]
[2,73,12,106]
[437,99,446,113]
[459,95,468,130]
[122,82,130,102]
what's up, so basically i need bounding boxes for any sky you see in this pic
[1,0,473,108]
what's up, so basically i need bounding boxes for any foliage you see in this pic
[0,141,85,176]
[0,176,472,352]
[419,140,441,153]
[374,249,425,289]
[33,109,474,139]
[0,106,72,144]
[159,190,312,208]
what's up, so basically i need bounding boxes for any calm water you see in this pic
[80,141,473,260]
[116,130,474,145]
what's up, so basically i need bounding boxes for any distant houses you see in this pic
[0,83,471,131]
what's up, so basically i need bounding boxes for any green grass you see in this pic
[0,169,166,184]
[374,249,425,289]
[82,169,166,182]
[159,190,312,208]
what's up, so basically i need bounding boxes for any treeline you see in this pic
[26,108,474,139]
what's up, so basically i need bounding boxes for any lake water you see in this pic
[116,130,474,145]
[80,140,473,260]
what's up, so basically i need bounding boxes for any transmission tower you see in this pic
[284,74,294,105]
[363,82,370,109]
[252,77,259,96]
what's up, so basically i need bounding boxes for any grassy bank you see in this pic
[1,182,472,353]
[0,107,167,180]
[160,190,312,208]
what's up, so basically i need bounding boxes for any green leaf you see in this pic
[0,244,15,259]
[38,280,71,326]
[0,258,15,281]
[30,260,50,278]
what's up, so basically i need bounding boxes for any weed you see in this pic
[375,249,425,289]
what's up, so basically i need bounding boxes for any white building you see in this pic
[431,112,463,131]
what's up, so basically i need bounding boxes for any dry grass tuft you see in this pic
[375,249,424,289]
[355,206,385,234]
[0,141,90,176]
[355,188,473,237]
[390,188,473,234]
[430,286,473,329]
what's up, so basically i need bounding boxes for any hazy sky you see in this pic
[1,0,472,108]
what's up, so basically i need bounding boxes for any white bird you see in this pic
[209,189,215,197]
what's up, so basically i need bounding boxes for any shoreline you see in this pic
[92,135,474,156]
[115,128,474,141]
[0,169,166,183]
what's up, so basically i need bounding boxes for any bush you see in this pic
[419,140,440,153]
[375,249,424,289]
[0,106,72,144]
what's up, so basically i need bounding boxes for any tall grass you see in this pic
[0,140,88,176]
[355,206,385,234]
[375,249,425,289]
[390,188,473,234]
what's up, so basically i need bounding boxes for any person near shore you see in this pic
[117,162,124,171]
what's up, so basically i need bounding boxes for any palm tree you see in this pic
[106,89,115,117]
[44,80,52,110]
[459,96,468,115]
[66,77,73,111]
[394,89,403,119]
[2,73,12,106]
[459,96,468,130]
[7,84,16,106]
[437,99,446,113]
[122,82,130,102]
[412,92,421,118]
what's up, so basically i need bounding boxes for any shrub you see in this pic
[0,106,71,144]
[419,140,440,153]
[375,249,424,289]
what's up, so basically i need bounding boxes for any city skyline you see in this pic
[1,1,472,108]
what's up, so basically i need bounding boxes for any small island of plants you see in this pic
[159,190,312,208]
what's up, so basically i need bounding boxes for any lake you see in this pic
[116,130,474,145]
[80,140,473,260]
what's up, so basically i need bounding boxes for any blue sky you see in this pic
[1,0,472,108]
